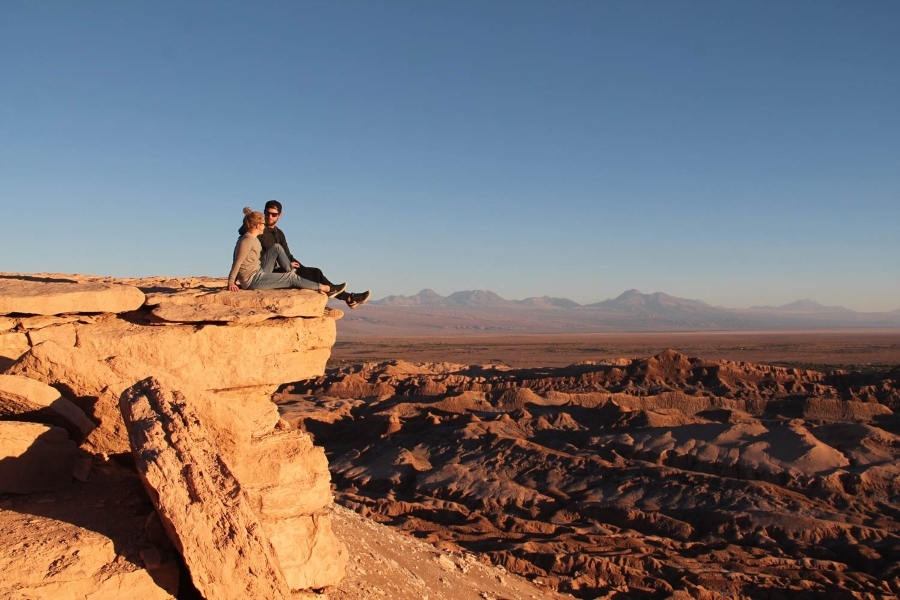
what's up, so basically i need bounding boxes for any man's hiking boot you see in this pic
[346,290,371,309]
[325,282,347,298]
[323,307,344,320]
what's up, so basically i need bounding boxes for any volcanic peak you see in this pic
[751,299,854,313]
[585,289,717,314]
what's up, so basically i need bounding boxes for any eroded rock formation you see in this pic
[282,351,900,599]
[0,273,346,598]
[120,378,293,600]
[0,273,332,393]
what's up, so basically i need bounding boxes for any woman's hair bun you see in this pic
[243,206,253,215]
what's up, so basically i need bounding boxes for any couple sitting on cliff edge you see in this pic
[227,200,371,313]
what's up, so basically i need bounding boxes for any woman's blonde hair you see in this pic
[242,207,264,231]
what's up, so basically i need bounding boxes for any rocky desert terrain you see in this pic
[280,351,900,599]
[2,273,899,599]
[0,273,570,600]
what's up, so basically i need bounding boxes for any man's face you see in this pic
[264,207,281,228]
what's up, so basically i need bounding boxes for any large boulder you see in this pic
[0,422,76,493]
[0,373,95,439]
[6,342,132,454]
[0,508,175,600]
[119,377,292,600]
[109,360,347,588]
[150,303,277,325]
[0,276,145,316]
[115,373,346,592]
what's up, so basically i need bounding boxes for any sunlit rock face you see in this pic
[0,273,346,596]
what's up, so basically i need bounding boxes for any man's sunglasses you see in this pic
[265,211,280,217]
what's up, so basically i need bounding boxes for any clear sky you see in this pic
[2,1,898,311]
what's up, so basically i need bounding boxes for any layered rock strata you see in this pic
[0,273,332,394]
[120,377,293,600]
[0,273,347,597]
[0,373,96,439]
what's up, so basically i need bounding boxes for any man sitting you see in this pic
[240,200,370,309]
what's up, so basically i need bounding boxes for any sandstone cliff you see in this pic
[0,273,346,598]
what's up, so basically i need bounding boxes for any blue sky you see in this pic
[2,1,898,311]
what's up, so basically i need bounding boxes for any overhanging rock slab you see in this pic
[0,277,145,316]
[75,316,334,391]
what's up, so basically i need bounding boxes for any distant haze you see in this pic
[336,288,900,335]
[375,289,895,313]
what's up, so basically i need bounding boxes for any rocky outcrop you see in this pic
[0,275,145,316]
[120,378,293,600]
[0,506,175,600]
[74,314,333,392]
[0,275,334,397]
[0,273,347,596]
[0,373,95,438]
[6,337,351,589]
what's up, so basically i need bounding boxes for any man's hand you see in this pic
[291,261,300,269]
[228,284,239,292]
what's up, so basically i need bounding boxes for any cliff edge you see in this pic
[0,273,346,598]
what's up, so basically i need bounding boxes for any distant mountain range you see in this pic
[377,288,580,308]
[749,299,855,313]
[336,289,900,335]
[374,288,874,313]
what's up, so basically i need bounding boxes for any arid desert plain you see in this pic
[298,329,900,599]
[2,274,899,600]
[330,329,900,371]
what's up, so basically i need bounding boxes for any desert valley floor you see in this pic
[291,329,900,599]
[329,329,900,370]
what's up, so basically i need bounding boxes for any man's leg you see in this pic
[246,271,320,291]
[260,247,278,274]
[297,265,350,301]
[261,244,293,274]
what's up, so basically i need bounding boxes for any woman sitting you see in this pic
[228,207,347,295]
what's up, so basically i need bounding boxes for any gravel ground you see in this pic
[322,504,573,600]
